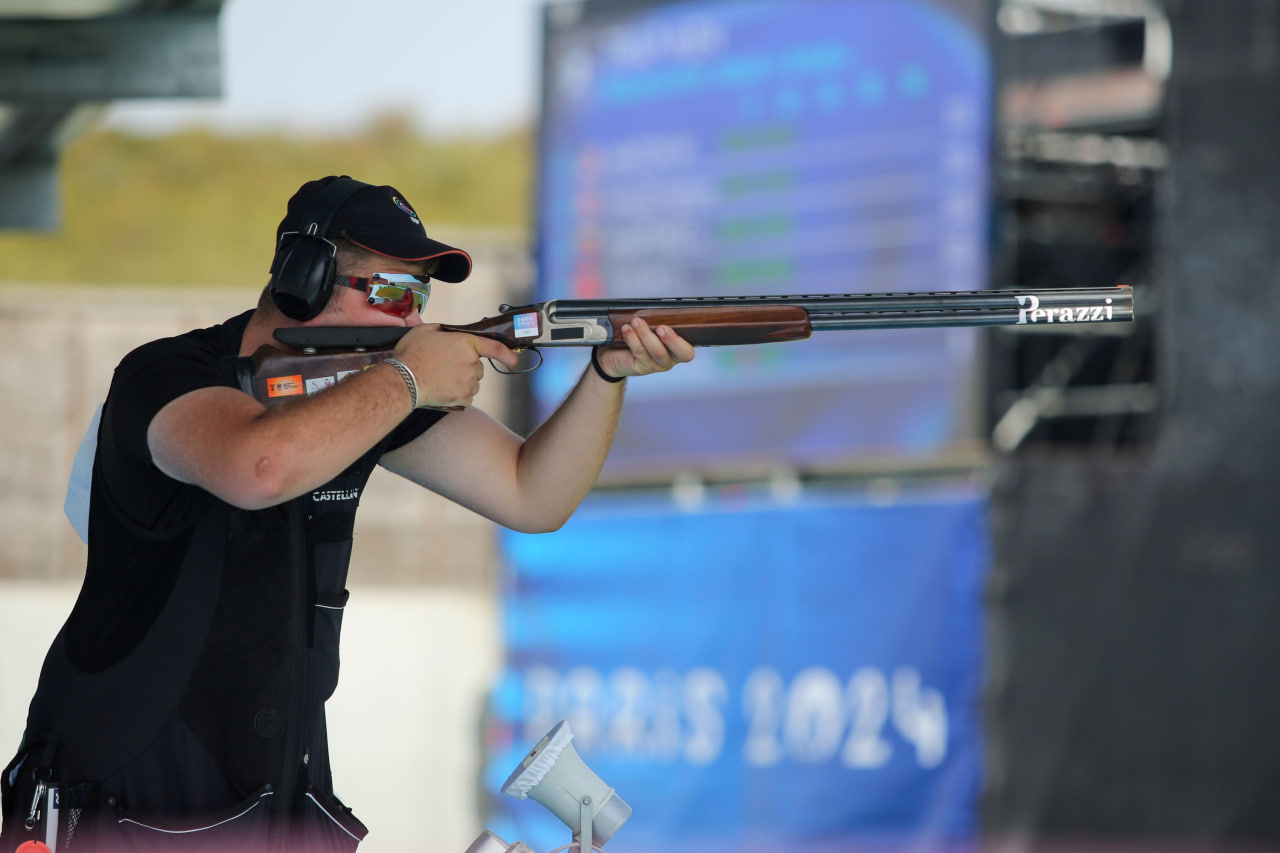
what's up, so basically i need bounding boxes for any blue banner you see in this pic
[483,485,988,853]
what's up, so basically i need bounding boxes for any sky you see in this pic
[104,0,553,136]
[99,0,1112,136]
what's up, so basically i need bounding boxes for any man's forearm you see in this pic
[511,366,627,530]
[508,319,693,529]
[149,360,417,510]
[377,319,691,534]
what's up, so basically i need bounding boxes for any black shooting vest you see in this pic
[21,408,383,819]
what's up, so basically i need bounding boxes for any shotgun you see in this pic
[237,286,1134,404]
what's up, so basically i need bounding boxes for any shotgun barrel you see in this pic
[270,286,1134,353]
[549,286,1133,330]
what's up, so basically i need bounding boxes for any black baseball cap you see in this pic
[275,176,472,282]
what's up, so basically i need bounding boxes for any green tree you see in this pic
[0,115,532,288]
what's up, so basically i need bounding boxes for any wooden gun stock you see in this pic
[611,305,811,346]
[238,345,394,405]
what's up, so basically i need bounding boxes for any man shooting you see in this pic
[0,175,693,852]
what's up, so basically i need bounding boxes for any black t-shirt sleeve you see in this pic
[108,336,237,464]
[96,333,238,533]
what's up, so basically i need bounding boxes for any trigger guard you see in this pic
[489,348,543,375]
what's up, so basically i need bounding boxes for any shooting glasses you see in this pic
[339,273,431,315]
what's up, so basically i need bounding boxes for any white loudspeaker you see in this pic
[500,721,632,846]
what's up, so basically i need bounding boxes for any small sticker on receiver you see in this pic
[514,312,540,338]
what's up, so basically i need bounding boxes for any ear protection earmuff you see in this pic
[268,176,370,320]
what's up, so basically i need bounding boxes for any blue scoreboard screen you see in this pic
[533,0,993,476]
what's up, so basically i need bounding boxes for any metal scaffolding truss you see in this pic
[0,0,224,229]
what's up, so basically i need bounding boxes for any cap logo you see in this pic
[391,196,421,225]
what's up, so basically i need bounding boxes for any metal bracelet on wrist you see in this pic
[383,357,420,408]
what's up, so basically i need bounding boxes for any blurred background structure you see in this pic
[1,0,1278,852]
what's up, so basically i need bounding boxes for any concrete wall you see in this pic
[0,228,532,852]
